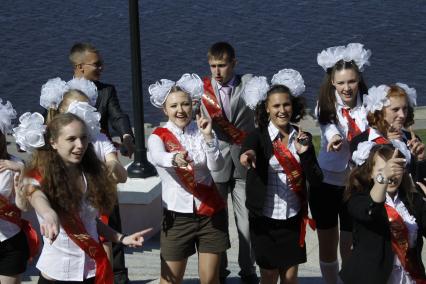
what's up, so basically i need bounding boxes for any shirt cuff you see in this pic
[322,123,342,142]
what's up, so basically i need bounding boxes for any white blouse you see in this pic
[385,193,417,284]
[317,92,368,186]
[262,122,300,220]
[34,174,99,281]
[147,120,224,213]
[92,132,116,162]
[0,155,23,242]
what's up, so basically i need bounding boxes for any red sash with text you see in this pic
[0,194,40,260]
[341,108,361,141]
[385,204,426,283]
[202,77,247,145]
[153,127,225,216]
[28,170,113,284]
[272,139,316,247]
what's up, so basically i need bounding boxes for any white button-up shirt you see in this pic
[147,121,224,213]
[0,156,22,242]
[317,92,368,186]
[92,132,116,162]
[262,123,301,220]
[385,193,417,284]
[34,174,99,281]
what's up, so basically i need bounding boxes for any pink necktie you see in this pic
[220,85,231,120]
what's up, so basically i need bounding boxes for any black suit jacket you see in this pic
[340,190,426,284]
[241,126,323,216]
[94,81,133,139]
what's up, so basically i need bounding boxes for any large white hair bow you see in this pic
[67,101,101,142]
[13,112,46,153]
[352,141,376,166]
[0,99,17,135]
[40,77,69,110]
[317,43,371,72]
[148,73,203,108]
[363,85,390,113]
[271,69,306,97]
[396,82,417,107]
[67,78,98,106]
[241,76,269,110]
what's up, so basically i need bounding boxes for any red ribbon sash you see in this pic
[202,77,247,145]
[61,213,113,284]
[272,139,316,247]
[385,204,426,283]
[341,108,361,141]
[0,193,39,261]
[153,127,225,216]
[28,169,113,283]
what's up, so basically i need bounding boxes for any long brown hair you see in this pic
[366,85,415,135]
[345,144,415,212]
[26,113,116,217]
[317,60,368,125]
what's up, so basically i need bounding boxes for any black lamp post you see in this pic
[127,0,156,178]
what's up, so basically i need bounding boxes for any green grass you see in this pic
[311,129,426,155]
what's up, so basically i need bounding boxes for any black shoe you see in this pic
[240,273,259,284]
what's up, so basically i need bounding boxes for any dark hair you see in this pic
[317,60,368,125]
[367,85,415,135]
[345,144,415,212]
[255,84,306,129]
[69,42,99,65]
[207,42,235,61]
[26,113,116,217]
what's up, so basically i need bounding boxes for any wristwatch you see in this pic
[375,173,389,184]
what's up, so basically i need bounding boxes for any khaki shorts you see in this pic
[160,209,230,261]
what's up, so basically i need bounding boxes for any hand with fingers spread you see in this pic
[407,127,425,161]
[387,124,403,141]
[121,227,153,248]
[295,127,311,154]
[380,149,406,185]
[196,113,213,141]
[327,134,343,152]
[240,150,256,169]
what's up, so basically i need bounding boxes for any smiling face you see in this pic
[163,91,192,129]
[332,68,360,108]
[384,95,408,131]
[266,92,293,131]
[50,120,89,167]
[371,152,403,194]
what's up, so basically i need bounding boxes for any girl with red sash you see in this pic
[0,99,37,284]
[240,70,323,283]
[349,84,426,185]
[13,113,149,284]
[342,143,426,284]
[147,73,229,283]
[312,43,371,284]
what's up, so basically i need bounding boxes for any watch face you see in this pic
[376,173,385,184]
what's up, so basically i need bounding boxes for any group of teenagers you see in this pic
[1,40,426,284]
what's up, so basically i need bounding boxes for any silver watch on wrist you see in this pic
[375,173,389,184]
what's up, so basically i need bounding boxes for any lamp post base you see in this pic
[127,160,157,178]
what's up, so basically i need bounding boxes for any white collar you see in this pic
[368,128,383,141]
[268,121,297,143]
[165,120,197,136]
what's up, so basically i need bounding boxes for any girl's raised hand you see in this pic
[295,126,310,154]
[196,113,213,139]
[407,127,425,161]
[327,134,343,152]
[240,150,256,169]
[382,149,406,183]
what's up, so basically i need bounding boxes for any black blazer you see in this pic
[350,129,426,192]
[94,81,133,139]
[241,126,323,217]
[340,190,426,284]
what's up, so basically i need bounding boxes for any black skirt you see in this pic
[0,230,29,276]
[249,213,306,270]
